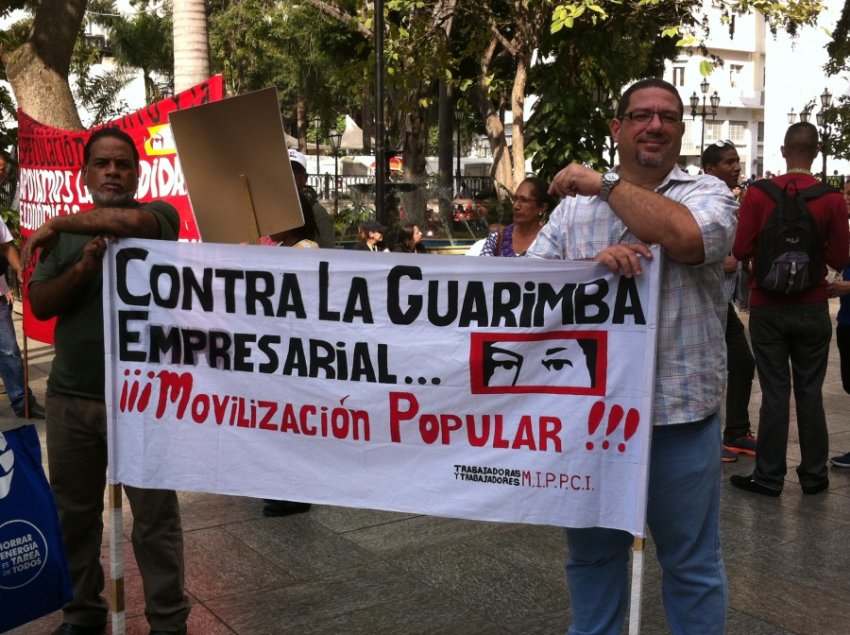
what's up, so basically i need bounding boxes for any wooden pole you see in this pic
[241,174,261,244]
[22,328,29,418]
[108,482,126,635]
[628,536,645,635]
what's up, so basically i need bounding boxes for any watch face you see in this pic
[600,172,620,201]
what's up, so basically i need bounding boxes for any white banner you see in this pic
[104,240,661,535]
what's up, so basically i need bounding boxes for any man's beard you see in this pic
[636,151,665,168]
[91,189,137,207]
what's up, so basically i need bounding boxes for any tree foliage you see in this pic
[527,0,823,179]
[208,0,365,144]
[106,9,173,102]
[528,1,686,178]
[820,97,850,165]
[826,0,850,75]
[0,0,831,189]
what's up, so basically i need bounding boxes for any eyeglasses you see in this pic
[619,110,683,125]
[712,139,735,148]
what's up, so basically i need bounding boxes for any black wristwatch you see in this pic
[599,171,621,202]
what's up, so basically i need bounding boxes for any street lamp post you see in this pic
[454,108,463,197]
[816,87,833,179]
[689,79,721,159]
[313,115,321,187]
[329,131,342,215]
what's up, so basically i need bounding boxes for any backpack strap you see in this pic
[751,178,838,202]
[749,179,782,201]
[798,182,839,201]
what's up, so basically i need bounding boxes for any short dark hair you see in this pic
[84,127,140,168]
[616,78,684,120]
[701,141,737,168]
[783,122,819,158]
[519,176,557,213]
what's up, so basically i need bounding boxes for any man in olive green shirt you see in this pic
[24,128,189,635]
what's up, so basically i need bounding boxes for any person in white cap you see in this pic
[288,149,335,248]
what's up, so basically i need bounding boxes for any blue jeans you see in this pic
[749,303,831,490]
[0,297,33,414]
[565,415,727,635]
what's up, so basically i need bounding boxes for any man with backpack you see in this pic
[731,122,849,497]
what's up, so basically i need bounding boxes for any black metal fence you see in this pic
[306,174,497,201]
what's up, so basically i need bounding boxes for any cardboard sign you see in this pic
[168,88,303,244]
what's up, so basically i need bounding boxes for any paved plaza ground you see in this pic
[4,302,850,635]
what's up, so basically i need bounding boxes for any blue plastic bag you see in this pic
[0,424,72,632]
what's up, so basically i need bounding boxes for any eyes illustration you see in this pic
[540,347,574,371]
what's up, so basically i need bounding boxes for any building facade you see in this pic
[668,0,849,180]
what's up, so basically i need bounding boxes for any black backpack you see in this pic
[751,179,836,294]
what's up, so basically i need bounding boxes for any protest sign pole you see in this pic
[240,174,261,245]
[108,482,126,634]
[22,333,30,418]
[628,536,645,635]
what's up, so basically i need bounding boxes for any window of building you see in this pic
[757,121,764,142]
[683,120,696,147]
[729,64,743,88]
[729,121,747,143]
[672,66,686,87]
[473,137,491,158]
[705,120,724,142]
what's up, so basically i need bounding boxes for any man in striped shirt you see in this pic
[528,78,737,635]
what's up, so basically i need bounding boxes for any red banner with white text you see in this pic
[18,75,225,344]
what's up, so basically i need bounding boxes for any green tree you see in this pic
[301,0,458,221]
[527,1,687,179]
[65,0,172,124]
[824,1,850,167]
[208,0,363,146]
[108,9,173,102]
[495,0,823,185]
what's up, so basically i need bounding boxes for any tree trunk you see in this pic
[1,0,87,129]
[296,96,308,150]
[400,106,428,225]
[511,59,528,189]
[361,82,373,154]
[468,81,513,200]
[437,81,454,221]
[173,0,211,93]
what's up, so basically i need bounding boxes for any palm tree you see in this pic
[173,0,210,93]
[108,11,173,103]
